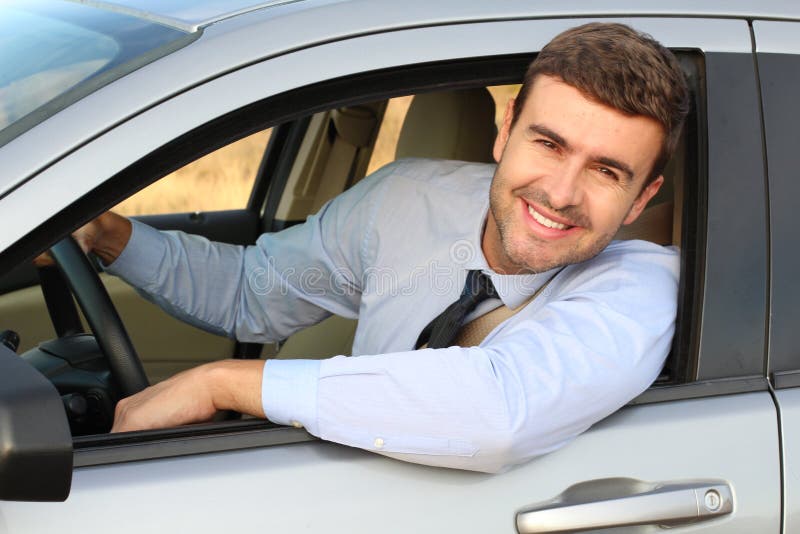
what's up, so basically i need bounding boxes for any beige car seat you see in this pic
[395,88,497,163]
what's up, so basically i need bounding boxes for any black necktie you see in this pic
[415,270,498,349]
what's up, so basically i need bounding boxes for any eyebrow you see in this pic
[527,123,635,182]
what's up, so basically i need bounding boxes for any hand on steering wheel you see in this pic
[46,236,149,397]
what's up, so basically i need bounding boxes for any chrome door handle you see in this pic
[516,478,734,533]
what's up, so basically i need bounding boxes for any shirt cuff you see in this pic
[262,359,321,434]
[104,219,167,289]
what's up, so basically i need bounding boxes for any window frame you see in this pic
[62,52,715,466]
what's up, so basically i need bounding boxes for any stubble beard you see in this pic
[488,170,619,274]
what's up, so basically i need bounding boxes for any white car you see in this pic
[0,0,798,532]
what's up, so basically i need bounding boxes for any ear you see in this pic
[622,175,664,225]
[493,98,515,163]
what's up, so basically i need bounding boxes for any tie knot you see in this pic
[461,270,497,306]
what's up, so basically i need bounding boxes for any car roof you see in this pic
[74,0,800,33]
[71,0,305,33]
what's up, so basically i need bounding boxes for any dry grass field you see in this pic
[113,129,273,215]
[114,85,519,216]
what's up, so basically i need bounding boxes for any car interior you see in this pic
[0,53,699,437]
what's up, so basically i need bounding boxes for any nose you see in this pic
[546,160,584,210]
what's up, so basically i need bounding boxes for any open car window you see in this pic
[10,50,700,442]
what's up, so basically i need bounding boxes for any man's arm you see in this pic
[96,166,389,343]
[111,243,679,473]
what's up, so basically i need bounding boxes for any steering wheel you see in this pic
[47,236,149,397]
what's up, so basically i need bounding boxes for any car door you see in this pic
[755,19,800,534]
[0,12,779,534]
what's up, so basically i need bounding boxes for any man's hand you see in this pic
[34,211,133,267]
[111,359,266,433]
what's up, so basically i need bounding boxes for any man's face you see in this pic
[483,75,666,274]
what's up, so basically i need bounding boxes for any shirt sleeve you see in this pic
[262,243,679,473]
[105,166,391,343]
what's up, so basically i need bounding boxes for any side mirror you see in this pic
[0,345,72,501]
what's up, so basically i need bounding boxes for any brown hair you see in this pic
[513,23,690,185]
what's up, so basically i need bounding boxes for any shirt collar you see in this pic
[458,196,559,309]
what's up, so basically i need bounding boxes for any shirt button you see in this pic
[374,438,385,449]
[290,420,303,429]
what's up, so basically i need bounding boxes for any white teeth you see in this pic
[528,205,569,230]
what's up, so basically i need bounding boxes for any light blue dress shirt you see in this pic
[108,158,679,473]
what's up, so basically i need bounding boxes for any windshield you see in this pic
[0,0,197,148]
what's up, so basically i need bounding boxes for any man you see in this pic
[67,23,688,473]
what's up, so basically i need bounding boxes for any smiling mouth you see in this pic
[526,204,574,230]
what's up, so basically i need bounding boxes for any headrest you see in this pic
[395,88,497,163]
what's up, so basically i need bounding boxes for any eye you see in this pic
[596,166,619,181]
[537,139,558,151]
